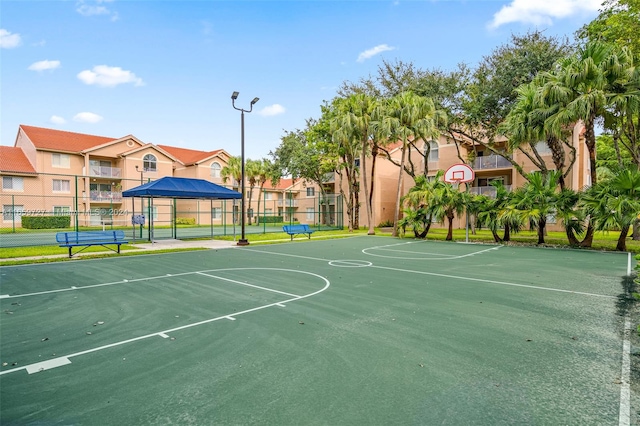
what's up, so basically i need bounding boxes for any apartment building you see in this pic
[347,121,589,231]
[1,125,233,228]
[2,122,587,233]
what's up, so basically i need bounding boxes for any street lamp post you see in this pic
[231,91,259,246]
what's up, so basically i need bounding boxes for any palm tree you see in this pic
[332,94,378,234]
[581,166,640,251]
[476,181,519,243]
[430,181,468,241]
[254,158,274,226]
[539,41,634,187]
[244,159,261,225]
[400,172,444,238]
[501,171,561,245]
[221,156,242,225]
[376,92,442,237]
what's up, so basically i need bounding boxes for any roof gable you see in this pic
[157,145,223,165]
[20,125,116,153]
[0,146,36,174]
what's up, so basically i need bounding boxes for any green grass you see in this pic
[388,227,640,253]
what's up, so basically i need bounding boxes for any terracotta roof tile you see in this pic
[0,146,36,174]
[264,178,294,190]
[158,145,222,165]
[20,125,116,152]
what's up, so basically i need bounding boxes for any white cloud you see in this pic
[258,104,286,117]
[489,0,601,28]
[76,0,119,21]
[28,60,61,71]
[73,112,103,123]
[357,44,396,63]
[50,115,66,124]
[0,29,22,49]
[77,65,144,87]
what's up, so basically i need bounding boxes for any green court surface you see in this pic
[0,236,634,425]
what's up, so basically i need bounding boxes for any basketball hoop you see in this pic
[443,164,475,244]
[444,164,474,185]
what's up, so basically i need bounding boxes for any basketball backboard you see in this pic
[444,164,474,183]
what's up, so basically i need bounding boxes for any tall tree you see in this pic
[375,92,443,236]
[578,0,640,59]
[332,93,378,234]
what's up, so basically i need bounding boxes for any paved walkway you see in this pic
[1,239,238,263]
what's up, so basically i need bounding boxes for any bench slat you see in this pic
[55,231,128,257]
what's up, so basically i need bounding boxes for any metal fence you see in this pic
[0,172,343,248]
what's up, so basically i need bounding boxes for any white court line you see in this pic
[368,247,458,257]
[370,264,617,299]
[363,244,501,260]
[225,316,236,321]
[0,268,330,377]
[196,272,300,298]
[619,316,631,426]
[158,333,169,339]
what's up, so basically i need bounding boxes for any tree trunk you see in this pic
[361,142,375,235]
[446,212,454,241]
[392,143,407,237]
[616,225,630,252]
[579,221,595,248]
[565,227,580,246]
[503,224,511,242]
[537,218,546,244]
[585,116,598,186]
[633,220,640,241]
[492,230,502,243]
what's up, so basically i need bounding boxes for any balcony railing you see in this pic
[90,191,123,202]
[278,199,298,207]
[89,166,122,178]
[471,155,511,170]
[468,185,512,197]
[319,195,336,205]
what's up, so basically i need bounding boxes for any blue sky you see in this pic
[1,0,601,160]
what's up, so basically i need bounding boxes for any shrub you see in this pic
[21,215,70,229]
[175,217,196,225]
[257,216,283,224]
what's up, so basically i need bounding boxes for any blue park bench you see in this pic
[282,224,315,241]
[56,230,128,258]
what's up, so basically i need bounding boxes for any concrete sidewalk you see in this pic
[1,238,238,263]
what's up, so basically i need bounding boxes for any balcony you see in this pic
[278,199,298,207]
[319,195,336,205]
[471,155,511,170]
[468,185,512,197]
[89,166,122,178]
[90,191,123,202]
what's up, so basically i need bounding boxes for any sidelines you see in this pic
[0,268,330,376]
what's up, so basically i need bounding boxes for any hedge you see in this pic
[21,215,71,229]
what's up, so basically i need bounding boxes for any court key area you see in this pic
[0,236,635,425]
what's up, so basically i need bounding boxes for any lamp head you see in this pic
[251,97,260,105]
[231,91,239,100]
[135,165,139,171]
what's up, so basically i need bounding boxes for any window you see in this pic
[354,158,360,167]
[426,140,439,162]
[54,206,70,216]
[210,162,221,178]
[52,179,70,192]
[212,207,221,219]
[3,205,24,221]
[52,153,70,168]
[264,192,273,200]
[306,208,314,221]
[306,187,315,197]
[2,176,24,191]
[89,160,111,176]
[151,206,158,220]
[534,141,552,154]
[143,154,157,172]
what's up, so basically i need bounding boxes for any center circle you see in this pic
[328,260,372,268]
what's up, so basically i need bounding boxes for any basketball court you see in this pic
[0,236,635,424]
